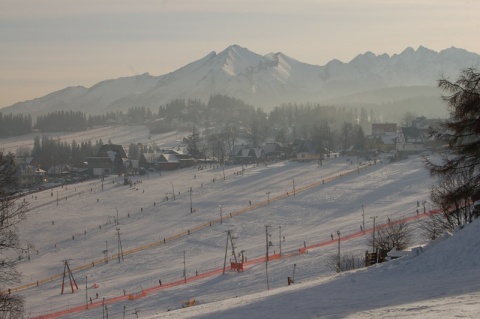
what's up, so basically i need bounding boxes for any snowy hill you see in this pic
[169,218,480,319]
[3,123,477,319]
[3,45,480,116]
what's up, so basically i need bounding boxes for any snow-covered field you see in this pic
[2,126,479,318]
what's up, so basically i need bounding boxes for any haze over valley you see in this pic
[3,45,478,122]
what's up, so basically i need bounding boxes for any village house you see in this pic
[13,158,44,189]
[366,132,398,152]
[87,144,132,176]
[365,123,398,152]
[372,123,398,135]
[396,126,429,154]
[47,164,72,176]
[263,142,286,161]
[138,153,158,170]
[232,145,266,165]
[85,157,115,177]
[292,140,324,162]
[139,149,195,172]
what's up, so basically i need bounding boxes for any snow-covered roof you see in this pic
[161,154,179,163]
[387,247,410,258]
[379,132,397,145]
[252,148,263,158]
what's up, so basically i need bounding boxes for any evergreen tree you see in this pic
[353,125,366,150]
[70,139,82,165]
[424,68,480,229]
[0,113,32,137]
[128,143,140,160]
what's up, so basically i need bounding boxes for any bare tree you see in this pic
[299,123,309,140]
[223,122,238,160]
[428,170,474,231]
[401,111,417,127]
[420,188,473,241]
[341,122,353,150]
[325,253,364,273]
[311,123,324,157]
[207,133,226,163]
[1,152,28,318]
[321,119,335,158]
[274,127,287,145]
[367,218,411,251]
[419,211,448,241]
[0,292,24,319]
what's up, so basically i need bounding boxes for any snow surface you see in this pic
[2,126,480,318]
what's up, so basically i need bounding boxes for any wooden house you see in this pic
[292,140,324,162]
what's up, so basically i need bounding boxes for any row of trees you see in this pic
[0,108,146,138]
[86,111,119,127]
[0,113,32,138]
[34,111,88,132]
[34,110,125,132]
[31,135,105,168]
[0,111,117,137]
[2,93,377,147]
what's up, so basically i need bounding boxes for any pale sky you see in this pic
[1,0,479,109]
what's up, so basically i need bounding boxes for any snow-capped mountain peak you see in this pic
[3,45,480,116]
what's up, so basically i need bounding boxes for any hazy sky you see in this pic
[1,0,480,109]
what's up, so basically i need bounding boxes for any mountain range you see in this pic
[4,45,480,117]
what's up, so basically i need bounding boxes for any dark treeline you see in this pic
[5,94,378,165]
[0,113,32,137]
[156,95,257,125]
[158,98,205,124]
[87,112,119,127]
[152,95,261,132]
[36,108,151,131]
[0,107,153,138]
[269,102,371,136]
[128,106,154,124]
[35,111,88,132]
[32,135,104,168]
[1,93,377,146]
